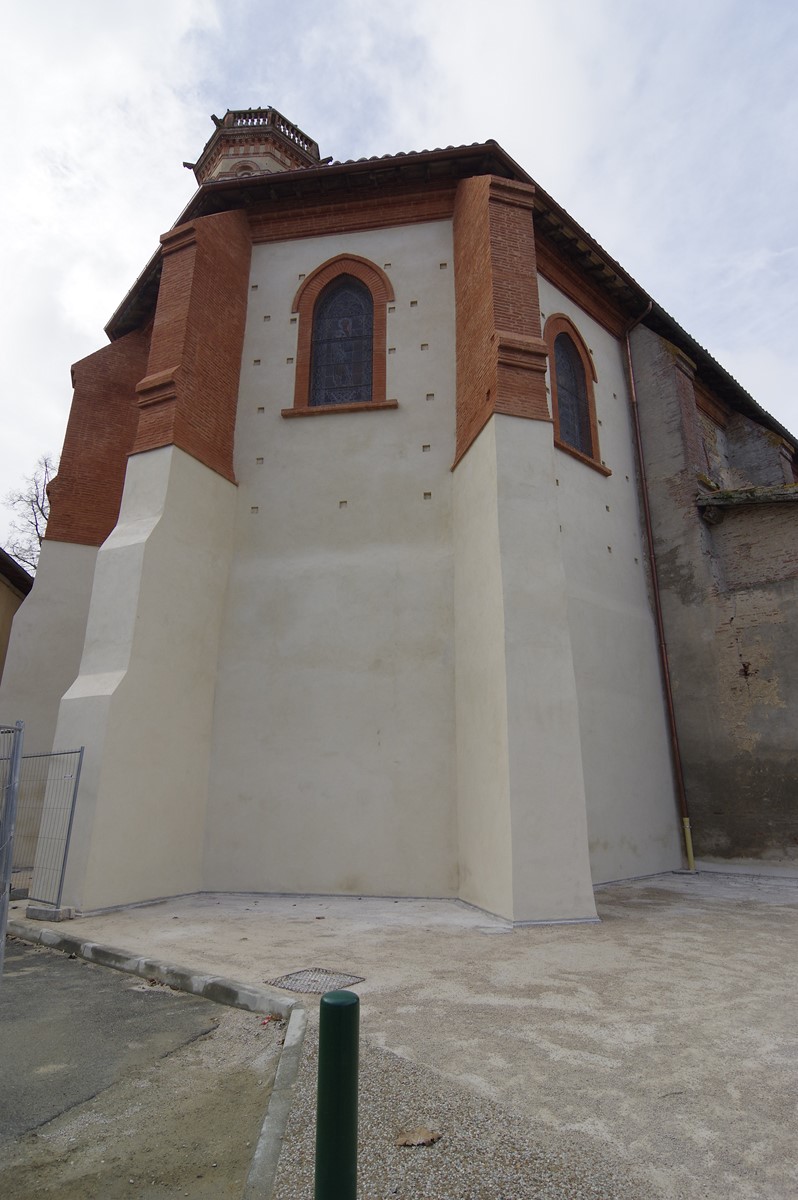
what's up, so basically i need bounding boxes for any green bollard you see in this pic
[315,989,359,1200]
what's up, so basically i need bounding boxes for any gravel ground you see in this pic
[274,1023,657,1200]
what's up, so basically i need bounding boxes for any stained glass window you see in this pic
[310,277,373,406]
[554,333,592,457]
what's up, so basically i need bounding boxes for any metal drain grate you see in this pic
[266,966,365,994]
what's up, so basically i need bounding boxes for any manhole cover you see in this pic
[266,967,365,994]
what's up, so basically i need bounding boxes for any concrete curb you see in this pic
[243,1005,309,1200]
[7,919,296,1019]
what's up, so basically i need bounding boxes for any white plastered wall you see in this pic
[454,417,598,923]
[496,415,598,920]
[53,446,237,911]
[0,539,98,754]
[202,221,459,898]
[538,276,682,882]
[452,420,514,918]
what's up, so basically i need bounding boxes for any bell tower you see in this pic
[187,107,322,183]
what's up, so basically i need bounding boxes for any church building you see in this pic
[2,109,795,922]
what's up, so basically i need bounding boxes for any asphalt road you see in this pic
[0,937,219,1143]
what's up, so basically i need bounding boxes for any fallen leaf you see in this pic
[396,1127,442,1147]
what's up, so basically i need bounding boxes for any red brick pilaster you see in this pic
[452,176,549,466]
[46,327,152,547]
[132,209,252,482]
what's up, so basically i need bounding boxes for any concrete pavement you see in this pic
[0,938,218,1143]
[7,870,798,1199]
[0,938,285,1198]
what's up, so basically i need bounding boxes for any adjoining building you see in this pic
[2,108,795,922]
[0,549,32,684]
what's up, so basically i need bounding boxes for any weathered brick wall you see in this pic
[726,411,794,486]
[632,323,798,860]
[46,327,151,546]
[689,570,798,858]
[712,504,798,590]
[697,409,733,487]
[695,385,793,490]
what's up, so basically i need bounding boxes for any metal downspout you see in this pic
[624,308,696,871]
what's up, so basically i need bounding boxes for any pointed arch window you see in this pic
[543,313,610,475]
[311,277,373,406]
[284,254,397,418]
[554,333,592,456]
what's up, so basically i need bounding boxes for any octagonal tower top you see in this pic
[187,108,322,184]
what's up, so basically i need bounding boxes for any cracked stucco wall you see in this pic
[631,325,798,861]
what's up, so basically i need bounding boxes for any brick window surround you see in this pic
[543,312,610,476]
[283,253,397,418]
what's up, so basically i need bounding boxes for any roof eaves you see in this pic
[105,142,525,339]
[530,184,796,445]
[101,137,797,447]
[0,547,34,595]
[646,302,795,445]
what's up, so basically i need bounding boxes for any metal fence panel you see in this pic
[1,721,25,979]
[12,750,84,909]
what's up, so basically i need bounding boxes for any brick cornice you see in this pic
[488,176,537,210]
[536,234,626,338]
[135,369,180,408]
[159,224,198,256]
[248,181,457,245]
[495,331,549,367]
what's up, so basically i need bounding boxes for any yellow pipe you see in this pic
[682,817,696,872]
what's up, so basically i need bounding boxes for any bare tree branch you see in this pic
[3,455,57,573]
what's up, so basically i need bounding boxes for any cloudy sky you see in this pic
[1,0,796,545]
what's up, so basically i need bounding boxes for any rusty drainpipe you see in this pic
[624,306,696,871]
